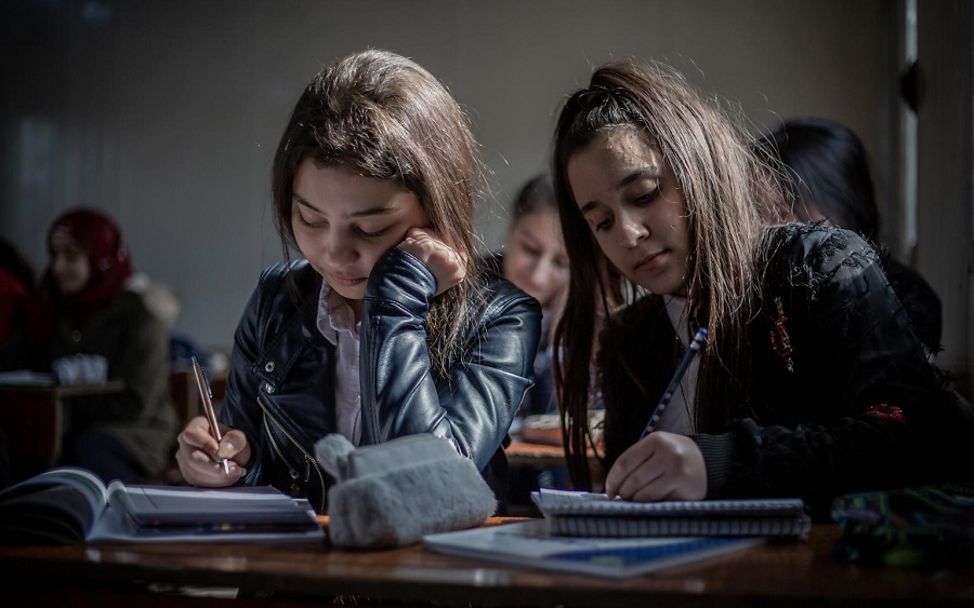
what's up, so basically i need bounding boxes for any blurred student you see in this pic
[27,209,177,483]
[756,117,942,355]
[0,238,35,370]
[501,174,569,416]
[175,50,540,512]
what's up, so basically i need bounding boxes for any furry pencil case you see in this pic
[314,433,496,548]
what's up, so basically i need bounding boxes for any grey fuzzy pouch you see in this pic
[314,434,496,548]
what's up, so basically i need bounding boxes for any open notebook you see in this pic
[0,467,324,544]
[532,489,811,537]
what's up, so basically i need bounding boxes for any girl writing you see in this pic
[552,60,973,516]
[176,50,541,511]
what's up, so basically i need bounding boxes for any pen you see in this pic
[192,356,229,474]
[639,326,708,439]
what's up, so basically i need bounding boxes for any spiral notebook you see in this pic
[532,489,810,537]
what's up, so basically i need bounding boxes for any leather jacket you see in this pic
[220,248,541,512]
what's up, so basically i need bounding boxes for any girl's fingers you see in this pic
[179,416,219,453]
[176,446,246,487]
[217,428,251,464]
[175,416,249,487]
[631,476,674,502]
[616,455,664,500]
[397,227,466,295]
[605,435,657,497]
[608,432,707,502]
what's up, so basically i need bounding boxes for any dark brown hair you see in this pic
[552,60,788,488]
[271,50,484,376]
[510,174,557,223]
[755,116,880,239]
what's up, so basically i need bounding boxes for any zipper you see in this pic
[261,413,301,488]
[361,315,382,443]
[257,392,327,513]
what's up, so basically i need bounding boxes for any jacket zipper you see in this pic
[261,414,300,485]
[361,315,382,443]
[257,392,327,513]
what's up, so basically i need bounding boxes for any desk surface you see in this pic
[505,440,568,467]
[1,522,972,607]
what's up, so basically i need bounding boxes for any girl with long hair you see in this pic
[552,60,973,516]
[176,50,540,512]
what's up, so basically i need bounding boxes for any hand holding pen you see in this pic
[192,356,229,474]
[605,327,709,502]
[174,359,251,487]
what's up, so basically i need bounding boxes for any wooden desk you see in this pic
[506,424,601,469]
[505,440,569,468]
[0,381,124,479]
[505,438,601,485]
[0,523,972,606]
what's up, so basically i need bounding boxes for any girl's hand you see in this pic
[175,416,251,487]
[604,431,707,501]
[397,227,466,296]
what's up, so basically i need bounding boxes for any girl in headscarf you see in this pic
[29,208,176,483]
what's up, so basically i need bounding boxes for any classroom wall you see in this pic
[914,0,974,396]
[0,0,900,351]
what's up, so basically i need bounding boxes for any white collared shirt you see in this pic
[660,295,697,435]
[315,281,362,445]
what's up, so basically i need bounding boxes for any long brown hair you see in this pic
[271,50,484,377]
[552,60,788,488]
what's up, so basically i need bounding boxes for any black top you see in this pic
[598,224,973,518]
[882,254,942,355]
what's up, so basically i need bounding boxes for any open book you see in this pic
[0,467,324,544]
[533,489,811,537]
[424,520,762,578]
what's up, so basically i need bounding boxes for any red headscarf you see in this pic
[27,208,133,343]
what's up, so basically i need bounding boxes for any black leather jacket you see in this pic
[220,248,541,512]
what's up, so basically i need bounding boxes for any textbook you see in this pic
[423,520,762,579]
[0,467,325,544]
[533,489,811,537]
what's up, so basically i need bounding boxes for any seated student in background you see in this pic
[499,174,568,417]
[0,238,35,370]
[495,175,571,507]
[175,50,541,513]
[25,209,177,484]
[755,116,942,356]
[551,59,974,518]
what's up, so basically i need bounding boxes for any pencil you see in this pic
[638,326,708,439]
[192,356,230,474]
